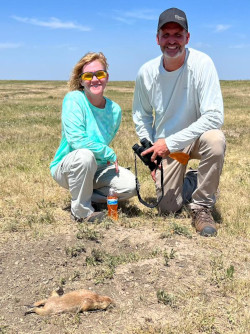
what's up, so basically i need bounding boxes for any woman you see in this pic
[50,52,136,222]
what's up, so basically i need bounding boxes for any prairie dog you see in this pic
[25,288,114,316]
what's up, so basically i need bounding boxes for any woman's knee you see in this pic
[73,149,97,170]
[115,168,136,199]
[124,169,136,194]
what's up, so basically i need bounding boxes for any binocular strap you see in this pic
[134,153,164,208]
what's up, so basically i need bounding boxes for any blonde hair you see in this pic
[68,52,109,91]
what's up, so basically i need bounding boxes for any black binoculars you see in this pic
[132,138,162,171]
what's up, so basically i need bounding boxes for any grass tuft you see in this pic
[157,289,177,308]
[160,222,192,239]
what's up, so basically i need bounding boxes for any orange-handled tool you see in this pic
[168,152,190,165]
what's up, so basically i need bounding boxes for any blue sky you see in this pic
[1,0,249,81]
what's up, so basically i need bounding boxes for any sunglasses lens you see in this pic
[80,70,107,81]
[95,70,107,79]
[81,72,93,81]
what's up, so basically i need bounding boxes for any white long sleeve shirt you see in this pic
[132,48,224,152]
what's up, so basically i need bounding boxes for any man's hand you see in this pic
[141,138,170,162]
[151,169,156,182]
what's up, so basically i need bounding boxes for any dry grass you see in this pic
[0,80,249,334]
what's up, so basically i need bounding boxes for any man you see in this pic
[132,8,226,236]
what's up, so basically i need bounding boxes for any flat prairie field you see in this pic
[0,80,249,334]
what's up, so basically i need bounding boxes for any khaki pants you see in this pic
[53,149,136,219]
[156,129,226,214]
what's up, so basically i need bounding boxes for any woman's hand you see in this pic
[114,159,119,173]
[107,160,119,173]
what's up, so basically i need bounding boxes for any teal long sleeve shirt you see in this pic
[50,90,121,177]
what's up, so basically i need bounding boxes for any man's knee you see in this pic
[201,130,226,157]
[157,188,183,214]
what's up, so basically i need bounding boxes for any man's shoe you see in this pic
[71,211,105,223]
[190,206,217,237]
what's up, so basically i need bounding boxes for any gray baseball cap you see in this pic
[158,8,188,31]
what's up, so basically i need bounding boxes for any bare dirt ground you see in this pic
[0,204,249,334]
[0,80,249,333]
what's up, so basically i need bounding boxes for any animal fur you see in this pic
[25,288,114,316]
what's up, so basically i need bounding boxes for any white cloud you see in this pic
[113,16,134,25]
[214,24,231,32]
[11,16,91,31]
[229,44,250,49]
[112,9,157,24]
[0,42,22,49]
[56,44,79,51]
[192,42,211,48]
[233,33,247,40]
[68,46,79,51]
[124,10,157,20]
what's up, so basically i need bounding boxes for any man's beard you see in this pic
[162,45,185,59]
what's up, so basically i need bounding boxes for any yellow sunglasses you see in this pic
[79,70,108,81]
